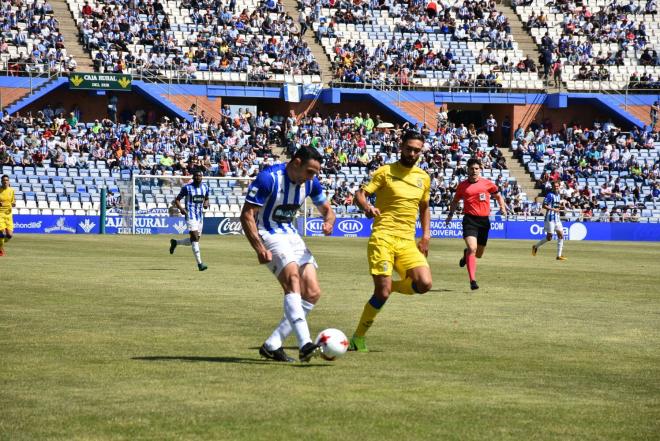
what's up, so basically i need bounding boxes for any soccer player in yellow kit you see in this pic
[0,175,16,256]
[348,131,433,352]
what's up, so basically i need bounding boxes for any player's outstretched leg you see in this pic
[556,236,566,260]
[459,248,467,267]
[534,234,551,256]
[282,292,317,361]
[349,296,384,353]
[189,232,206,271]
[466,252,478,289]
[261,298,315,362]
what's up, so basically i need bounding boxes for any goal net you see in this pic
[120,174,254,235]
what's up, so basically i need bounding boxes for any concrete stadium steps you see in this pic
[6,77,69,116]
[0,87,30,109]
[501,146,541,200]
[498,4,542,64]
[623,105,653,127]
[397,101,438,128]
[160,94,222,121]
[281,0,332,86]
[51,0,95,72]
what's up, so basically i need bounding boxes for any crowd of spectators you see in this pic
[1,0,77,75]
[627,70,660,89]
[310,0,515,86]
[280,107,519,212]
[512,118,660,220]
[522,0,660,82]
[1,101,657,220]
[79,0,320,77]
[0,103,287,179]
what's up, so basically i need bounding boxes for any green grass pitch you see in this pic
[1,235,659,440]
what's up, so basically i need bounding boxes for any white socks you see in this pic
[283,292,312,348]
[177,238,192,246]
[557,239,564,257]
[265,299,314,350]
[191,241,202,265]
[534,237,549,248]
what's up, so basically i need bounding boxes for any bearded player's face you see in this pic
[399,139,423,168]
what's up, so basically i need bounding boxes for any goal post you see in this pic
[123,174,254,235]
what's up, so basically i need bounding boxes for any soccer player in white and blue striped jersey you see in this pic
[169,170,210,271]
[532,180,567,260]
[240,146,336,362]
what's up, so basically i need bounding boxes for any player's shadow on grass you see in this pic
[132,355,329,368]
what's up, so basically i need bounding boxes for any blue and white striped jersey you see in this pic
[245,163,326,235]
[177,181,210,222]
[544,191,562,222]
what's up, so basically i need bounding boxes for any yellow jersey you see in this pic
[362,162,430,239]
[0,185,15,216]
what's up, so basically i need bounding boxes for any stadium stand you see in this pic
[0,106,285,216]
[1,103,658,220]
[513,0,660,90]
[307,0,545,89]
[0,0,77,75]
[68,0,322,83]
[0,106,530,218]
[511,119,660,220]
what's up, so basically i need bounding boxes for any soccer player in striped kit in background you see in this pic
[169,170,210,271]
[532,180,567,260]
[446,158,508,290]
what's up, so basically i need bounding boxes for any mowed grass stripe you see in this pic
[0,235,658,441]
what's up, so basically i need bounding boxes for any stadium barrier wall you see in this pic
[11,215,660,241]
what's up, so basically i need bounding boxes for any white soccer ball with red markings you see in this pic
[315,328,349,361]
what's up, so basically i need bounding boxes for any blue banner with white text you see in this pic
[10,215,660,241]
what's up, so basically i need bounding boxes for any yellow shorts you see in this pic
[0,213,12,232]
[367,233,429,277]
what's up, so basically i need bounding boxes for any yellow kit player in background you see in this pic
[349,131,433,352]
[0,175,16,257]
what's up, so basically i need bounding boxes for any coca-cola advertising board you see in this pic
[203,217,245,235]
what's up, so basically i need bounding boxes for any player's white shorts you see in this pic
[187,218,204,233]
[544,219,563,234]
[260,232,317,277]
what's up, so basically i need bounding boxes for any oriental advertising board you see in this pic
[68,73,132,91]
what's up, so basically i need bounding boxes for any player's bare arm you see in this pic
[174,195,187,216]
[355,188,380,218]
[417,197,431,256]
[445,194,460,223]
[240,202,272,264]
[494,192,508,217]
[316,200,336,236]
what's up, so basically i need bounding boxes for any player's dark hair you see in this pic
[1,174,8,180]
[292,145,323,165]
[401,130,425,144]
[466,158,482,169]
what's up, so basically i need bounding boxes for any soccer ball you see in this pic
[315,328,349,361]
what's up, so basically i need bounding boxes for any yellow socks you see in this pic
[354,296,386,337]
[392,278,415,295]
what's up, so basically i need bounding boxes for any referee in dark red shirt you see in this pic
[446,158,508,290]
